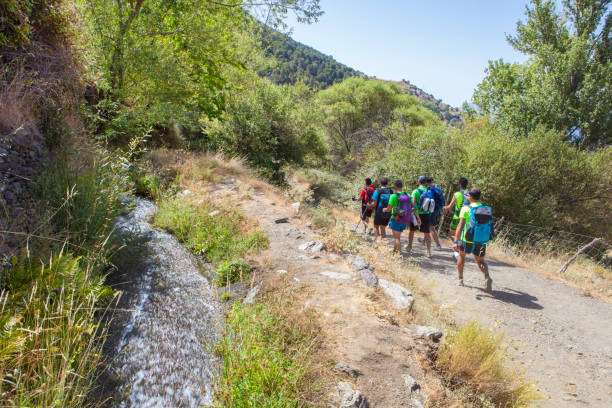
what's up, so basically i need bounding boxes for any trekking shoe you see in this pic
[403,244,412,253]
[457,278,464,287]
[485,276,493,293]
[435,243,442,250]
[426,251,432,258]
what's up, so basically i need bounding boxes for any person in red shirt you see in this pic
[353,178,376,233]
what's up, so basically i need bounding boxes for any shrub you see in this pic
[215,260,251,287]
[154,197,268,263]
[215,294,322,407]
[436,321,541,407]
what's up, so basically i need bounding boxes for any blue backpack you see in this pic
[432,185,445,211]
[465,205,494,247]
[375,187,394,216]
[418,186,436,213]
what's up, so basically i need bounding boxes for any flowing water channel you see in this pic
[99,198,222,408]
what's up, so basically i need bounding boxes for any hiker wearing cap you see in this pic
[352,178,376,234]
[443,177,469,261]
[371,177,394,238]
[408,176,433,257]
[384,180,420,253]
[452,188,493,291]
[426,177,445,249]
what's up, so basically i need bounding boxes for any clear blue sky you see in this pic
[286,1,530,107]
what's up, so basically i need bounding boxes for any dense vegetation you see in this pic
[259,28,359,88]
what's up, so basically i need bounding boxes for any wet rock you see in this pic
[275,217,289,223]
[379,279,415,310]
[402,374,420,392]
[348,255,374,271]
[359,268,378,287]
[321,271,351,280]
[406,324,443,342]
[337,382,369,408]
[334,361,360,378]
[243,284,261,304]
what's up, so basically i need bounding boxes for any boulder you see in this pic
[379,279,415,310]
[310,242,326,252]
[243,284,261,304]
[337,382,369,408]
[359,268,378,287]
[334,361,360,378]
[348,255,374,271]
[401,374,420,392]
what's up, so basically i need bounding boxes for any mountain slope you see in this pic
[259,30,462,125]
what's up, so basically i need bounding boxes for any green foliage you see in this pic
[207,77,324,183]
[436,321,541,407]
[215,260,251,287]
[316,77,439,166]
[215,295,321,407]
[473,0,611,147]
[154,197,268,263]
[259,29,358,89]
[0,253,113,407]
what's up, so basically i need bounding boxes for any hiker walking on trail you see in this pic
[384,180,419,253]
[407,176,433,257]
[426,177,445,250]
[452,188,494,291]
[443,177,469,261]
[353,178,376,233]
[372,177,394,238]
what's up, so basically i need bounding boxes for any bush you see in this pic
[215,260,251,287]
[154,197,268,263]
[436,321,540,407]
[215,294,322,407]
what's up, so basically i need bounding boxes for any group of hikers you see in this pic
[354,176,493,292]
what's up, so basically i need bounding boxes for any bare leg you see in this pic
[474,255,489,277]
[408,229,415,251]
[392,229,402,252]
[430,225,441,246]
[380,226,387,239]
[424,232,432,255]
[457,250,466,279]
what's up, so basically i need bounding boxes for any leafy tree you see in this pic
[473,0,611,148]
[316,77,438,166]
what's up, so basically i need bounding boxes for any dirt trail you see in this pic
[214,179,611,407]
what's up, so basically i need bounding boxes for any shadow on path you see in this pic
[470,286,544,310]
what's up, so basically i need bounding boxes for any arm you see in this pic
[383,204,393,213]
[443,196,456,214]
[453,218,465,250]
[412,207,421,225]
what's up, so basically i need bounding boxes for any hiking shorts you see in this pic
[430,210,440,227]
[360,203,372,220]
[373,213,391,227]
[410,213,430,233]
[389,219,407,232]
[449,215,460,230]
[459,241,486,257]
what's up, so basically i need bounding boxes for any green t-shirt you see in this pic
[411,186,429,215]
[388,191,407,215]
[460,202,482,242]
[454,190,465,213]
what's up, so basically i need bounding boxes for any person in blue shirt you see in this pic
[427,177,445,249]
[371,177,394,238]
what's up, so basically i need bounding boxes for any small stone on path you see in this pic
[310,242,326,252]
[406,324,443,342]
[275,217,289,223]
[401,374,420,392]
[379,279,415,310]
[334,361,360,378]
[337,382,369,408]
[321,271,351,280]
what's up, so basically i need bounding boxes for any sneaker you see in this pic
[457,278,464,287]
[435,243,442,250]
[485,276,493,292]
[403,244,412,253]
[426,252,432,258]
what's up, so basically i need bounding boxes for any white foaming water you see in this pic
[108,198,221,408]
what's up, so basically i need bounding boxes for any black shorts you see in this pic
[373,213,391,226]
[410,213,431,233]
[458,241,486,257]
[360,203,373,220]
[430,210,440,227]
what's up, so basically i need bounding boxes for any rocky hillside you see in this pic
[260,30,463,125]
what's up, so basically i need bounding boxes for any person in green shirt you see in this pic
[407,176,432,257]
[443,177,468,260]
[452,188,492,291]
